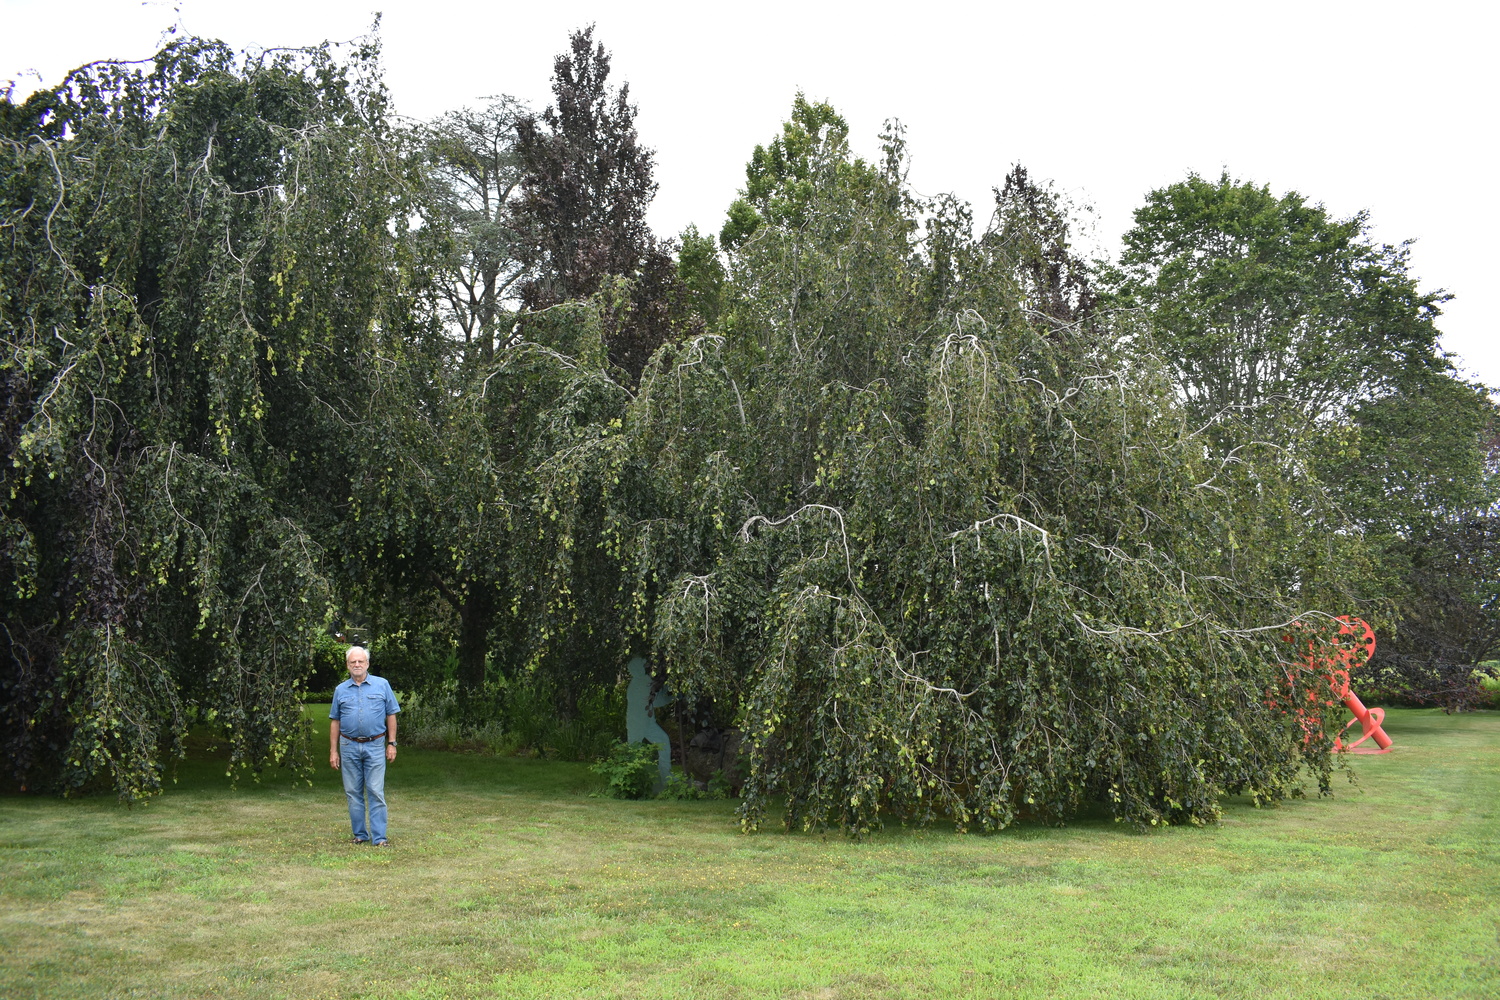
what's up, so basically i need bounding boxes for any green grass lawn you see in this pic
[1,707,1496,999]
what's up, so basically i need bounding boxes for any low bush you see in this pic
[658,770,701,800]
[592,740,660,799]
[1476,663,1500,709]
[657,768,736,801]
[706,769,735,799]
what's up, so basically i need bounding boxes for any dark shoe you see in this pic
[352,837,368,845]
[374,839,390,848]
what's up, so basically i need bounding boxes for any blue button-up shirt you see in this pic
[329,674,400,739]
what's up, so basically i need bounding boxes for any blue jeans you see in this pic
[340,738,388,843]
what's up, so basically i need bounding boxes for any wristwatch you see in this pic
[388,741,397,747]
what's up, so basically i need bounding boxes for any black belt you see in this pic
[341,733,385,743]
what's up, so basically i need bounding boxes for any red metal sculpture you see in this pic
[1281,616,1393,754]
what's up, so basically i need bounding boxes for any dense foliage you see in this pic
[0,38,415,797]
[599,124,1360,833]
[1111,173,1500,708]
[1112,172,1450,442]
[3,29,1494,826]
[591,739,660,799]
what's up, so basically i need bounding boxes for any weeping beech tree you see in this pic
[0,37,419,798]
[345,296,639,700]
[548,109,1369,835]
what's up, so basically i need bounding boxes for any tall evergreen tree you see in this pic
[513,26,677,383]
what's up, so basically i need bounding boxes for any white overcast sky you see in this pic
[3,0,1495,388]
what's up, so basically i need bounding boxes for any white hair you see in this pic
[345,645,369,661]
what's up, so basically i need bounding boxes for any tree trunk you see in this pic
[456,588,495,694]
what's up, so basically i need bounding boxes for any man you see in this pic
[329,645,400,846]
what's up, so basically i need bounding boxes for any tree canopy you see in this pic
[1112,172,1449,441]
[1111,172,1499,704]
[581,116,1370,834]
[0,36,415,797]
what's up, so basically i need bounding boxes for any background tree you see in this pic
[986,165,1097,327]
[1371,511,1500,708]
[718,93,853,251]
[342,298,632,704]
[1112,171,1497,705]
[341,27,682,706]
[676,224,726,328]
[513,26,678,383]
[1321,377,1500,706]
[1112,172,1448,443]
[417,98,531,362]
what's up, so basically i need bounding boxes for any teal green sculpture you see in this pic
[625,657,673,793]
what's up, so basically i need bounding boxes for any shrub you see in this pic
[1476,665,1500,710]
[592,740,660,799]
[397,683,510,752]
[658,770,702,800]
[706,769,735,800]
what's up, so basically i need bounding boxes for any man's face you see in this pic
[346,650,370,684]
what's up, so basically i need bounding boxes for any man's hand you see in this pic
[330,750,341,770]
[385,743,396,762]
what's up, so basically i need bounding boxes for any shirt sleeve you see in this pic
[328,688,341,720]
[383,680,400,715]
